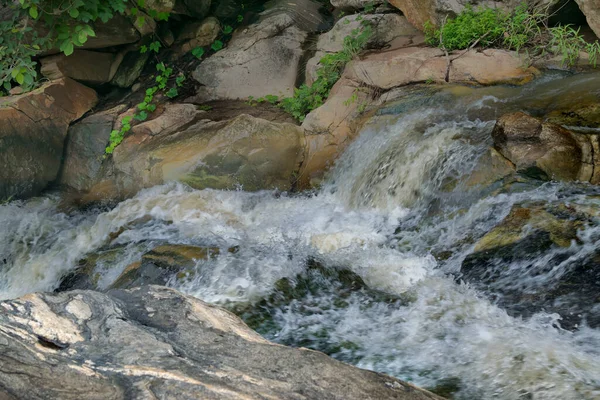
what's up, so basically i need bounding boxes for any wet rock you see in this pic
[0,78,97,200]
[299,77,373,188]
[492,112,593,182]
[546,102,600,128]
[461,202,600,329]
[0,285,443,400]
[191,9,308,101]
[464,148,516,187]
[112,244,220,289]
[80,105,304,203]
[40,50,122,85]
[344,47,538,89]
[232,261,406,360]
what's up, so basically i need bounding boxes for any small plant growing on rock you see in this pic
[278,19,374,121]
[425,2,600,69]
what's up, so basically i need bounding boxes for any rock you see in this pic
[176,17,220,42]
[299,78,373,187]
[179,0,212,19]
[492,112,585,181]
[80,105,305,203]
[306,14,422,85]
[317,14,421,54]
[575,0,600,38]
[58,105,125,193]
[110,49,150,88]
[546,102,600,128]
[462,202,600,330]
[44,14,140,52]
[464,147,516,187]
[192,11,308,101]
[112,244,220,289]
[331,0,383,8]
[0,78,97,200]
[175,17,220,55]
[344,47,538,89]
[40,50,122,84]
[0,285,442,399]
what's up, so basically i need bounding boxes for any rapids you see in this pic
[2,72,600,399]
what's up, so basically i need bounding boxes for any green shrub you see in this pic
[425,6,506,51]
[280,20,373,121]
[425,2,600,68]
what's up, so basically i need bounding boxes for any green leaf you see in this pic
[140,45,148,53]
[223,25,233,34]
[15,72,25,85]
[166,87,178,98]
[29,6,38,19]
[135,111,148,121]
[192,47,205,59]
[69,8,80,18]
[237,14,243,22]
[211,40,224,52]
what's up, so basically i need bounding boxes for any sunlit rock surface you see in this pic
[0,285,443,400]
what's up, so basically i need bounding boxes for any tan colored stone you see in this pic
[575,0,600,38]
[40,50,122,84]
[192,12,307,101]
[492,112,584,182]
[298,78,373,187]
[344,47,538,89]
[0,78,97,199]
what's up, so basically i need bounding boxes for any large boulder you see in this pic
[58,105,125,193]
[192,10,308,101]
[0,78,97,200]
[0,285,443,400]
[69,104,305,203]
[344,47,538,88]
[299,78,374,187]
[492,112,600,183]
[40,50,122,85]
[575,0,600,38]
[306,13,422,85]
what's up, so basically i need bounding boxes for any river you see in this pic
[2,72,600,399]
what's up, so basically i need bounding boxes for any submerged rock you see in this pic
[0,78,97,200]
[462,202,600,330]
[492,111,600,183]
[0,285,443,400]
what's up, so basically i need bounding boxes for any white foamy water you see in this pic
[2,73,600,399]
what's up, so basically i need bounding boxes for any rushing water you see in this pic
[2,72,600,399]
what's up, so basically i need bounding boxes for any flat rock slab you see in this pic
[0,285,443,400]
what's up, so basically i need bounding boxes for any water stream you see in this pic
[2,72,600,399]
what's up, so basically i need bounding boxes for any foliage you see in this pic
[279,19,373,121]
[0,0,174,94]
[425,2,600,69]
[105,48,186,155]
[425,6,506,50]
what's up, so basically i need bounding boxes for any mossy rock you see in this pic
[462,202,600,330]
[111,244,221,289]
[546,103,600,128]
